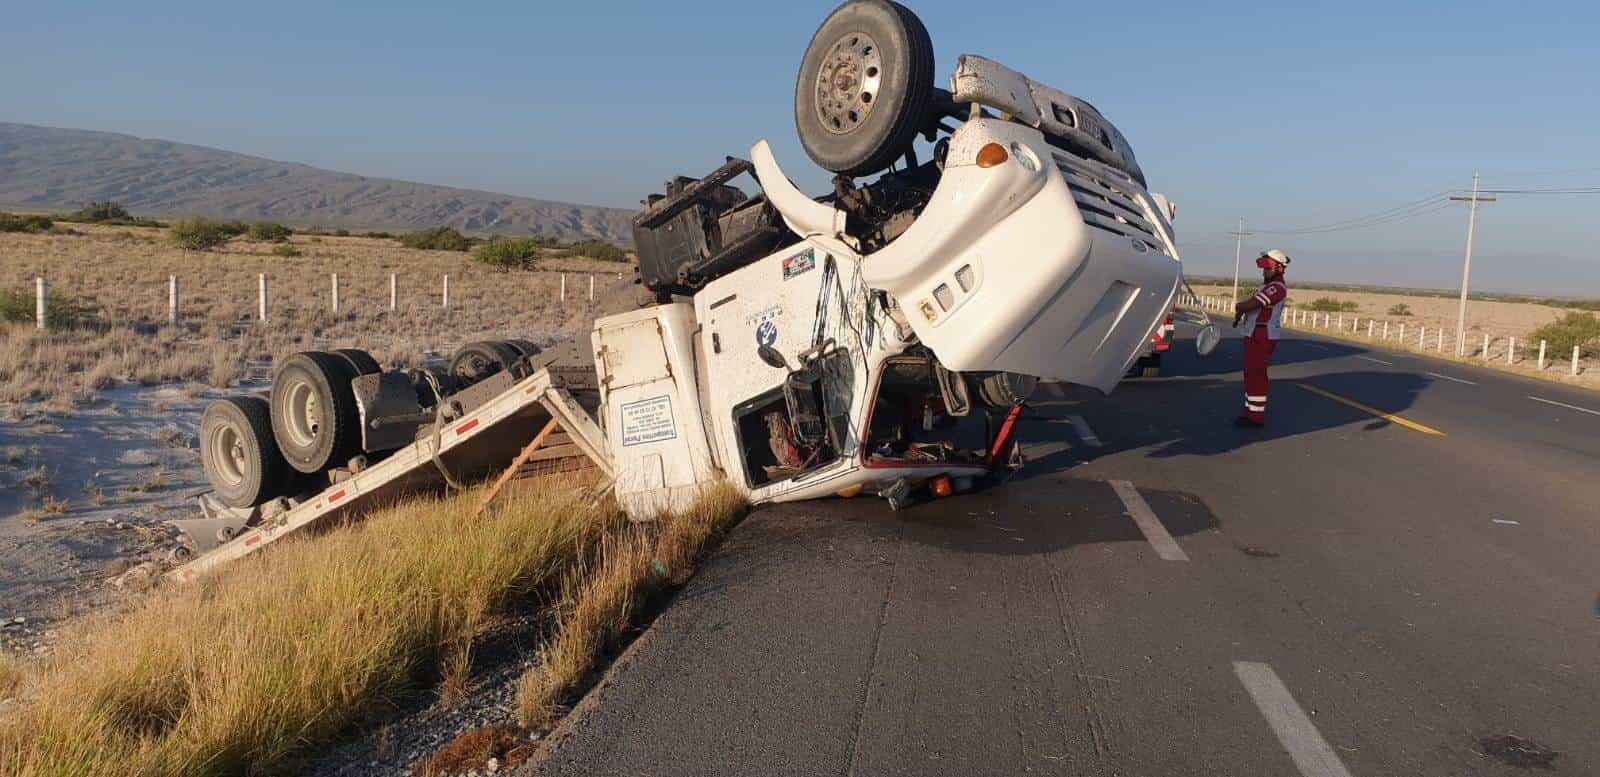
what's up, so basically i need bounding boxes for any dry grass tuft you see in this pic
[515,483,747,728]
[0,653,27,702]
[411,723,536,777]
[0,483,626,777]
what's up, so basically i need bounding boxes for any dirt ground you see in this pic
[1191,283,1598,390]
[0,224,639,650]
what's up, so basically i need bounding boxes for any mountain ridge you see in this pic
[0,122,636,244]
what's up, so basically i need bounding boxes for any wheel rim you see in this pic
[814,32,883,135]
[209,424,246,486]
[283,379,320,449]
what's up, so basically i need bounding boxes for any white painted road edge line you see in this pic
[1233,662,1356,777]
[1354,355,1393,365]
[1528,395,1600,416]
[1108,480,1188,561]
[1067,414,1102,447]
[1425,371,1476,386]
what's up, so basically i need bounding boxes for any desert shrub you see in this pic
[473,237,544,269]
[272,244,302,258]
[247,221,292,242]
[397,227,471,251]
[364,231,393,239]
[0,213,54,233]
[168,217,233,250]
[0,287,100,328]
[217,220,250,237]
[557,239,630,263]
[72,201,129,222]
[334,228,350,237]
[1387,303,1413,316]
[1528,312,1600,355]
[1303,296,1359,313]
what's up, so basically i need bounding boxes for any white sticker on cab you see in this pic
[620,395,677,447]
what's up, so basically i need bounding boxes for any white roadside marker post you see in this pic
[331,273,340,312]
[1437,328,1444,351]
[168,275,178,325]
[34,277,46,329]
[1338,314,1344,329]
[1507,336,1515,364]
[1538,340,1547,371]
[1367,320,1374,337]
[560,274,567,303]
[1399,323,1406,343]
[1482,332,1490,360]
[1383,321,1390,339]
[1573,346,1581,376]
[589,274,595,301]
[258,274,268,322]
[442,275,450,309]
[390,273,397,311]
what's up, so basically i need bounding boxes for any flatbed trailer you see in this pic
[167,368,611,584]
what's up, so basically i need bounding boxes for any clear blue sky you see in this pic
[6,0,1598,296]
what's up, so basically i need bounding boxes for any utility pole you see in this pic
[1230,218,1253,303]
[1449,172,1496,355]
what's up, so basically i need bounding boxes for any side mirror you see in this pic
[1195,323,1221,356]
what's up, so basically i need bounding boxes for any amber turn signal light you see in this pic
[975,142,1009,168]
[929,476,953,498]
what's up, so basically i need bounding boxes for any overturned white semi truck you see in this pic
[174,0,1215,579]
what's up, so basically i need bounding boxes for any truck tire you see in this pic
[270,351,360,474]
[971,371,1039,408]
[332,348,381,376]
[449,340,523,386]
[795,0,934,177]
[201,396,288,508]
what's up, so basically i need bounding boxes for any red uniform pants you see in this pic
[1243,327,1277,423]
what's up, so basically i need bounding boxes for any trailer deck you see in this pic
[167,367,611,583]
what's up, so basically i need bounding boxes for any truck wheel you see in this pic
[270,351,360,474]
[795,0,934,177]
[332,348,381,376]
[449,340,523,386]
[971,372,1039,408]
[201,396,287,508]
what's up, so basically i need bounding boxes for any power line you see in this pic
[1250,191,1455,235]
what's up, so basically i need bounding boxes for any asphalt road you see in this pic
[526,321,1599,776]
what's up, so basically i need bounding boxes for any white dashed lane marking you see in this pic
[1067,414,1102,447]
[1233,662,1357,777]
[1528,395,1600,416]
[1425,371,1477,385]
[1354,355,1393,365]
[1109,480,1187,561]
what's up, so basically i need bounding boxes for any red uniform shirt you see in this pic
[1241,280,1288,340]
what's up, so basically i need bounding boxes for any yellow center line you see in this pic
[1297,383,1446,437]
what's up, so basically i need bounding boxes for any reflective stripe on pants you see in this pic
[1244,328,1277,423]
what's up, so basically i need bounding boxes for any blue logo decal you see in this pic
[755,320,778,346]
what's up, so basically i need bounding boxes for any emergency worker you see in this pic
[1231,249,1291,427]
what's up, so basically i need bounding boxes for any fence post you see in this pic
[390,273,397,311]
[1367,320,1374,337]
[1437,328,1444,352]
[34,277,46,329]
[1481,332,1490,360]
[1507,336,1515,364]
[442,274,450,309]
[168,275,178,325]
[331,273,340,312]
[258,273,268,322]
[1538,340,1547,370]
[1383,321,1390,340]
[1573,346,1581,376]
